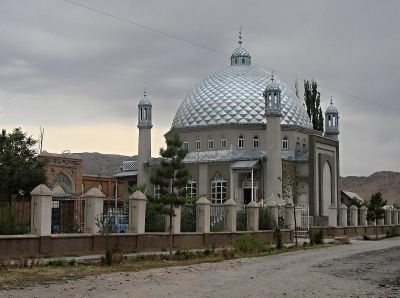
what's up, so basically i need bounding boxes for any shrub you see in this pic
[174,249,196,260]
[386,227,399,238]
[259,207,273,230]
[273,225,283,249]
[232,234,265,253]
[363,234,370,240]
[309,229,324,245]
[236,210,247,231]
[47,259,66,267]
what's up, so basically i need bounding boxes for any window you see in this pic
[208,137,214,149]
[303,138,306,152]
[195,138,201,150]
[185,177,197,198]
[253,136,259,148]
[241,58,245,64]
[52,200,60,209]
[183,142,189,151]
[211,173,227,204]
[153,185,161,199]
[238,135,244,148]
[296,137,300,151]
[282,137,289,150]
[221,137,227,148]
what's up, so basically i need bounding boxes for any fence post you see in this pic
[30,184,52,236]
[328,204,337,227]
[165,206,181,234]
[246,201,259,232]
[360,205,368,226]
[377,217,384,226]
[339,204,348,227]
[384,208,392,225]
[84,188,105,234]
[128,191,147,234]
[392,209,399,226]
[196,197,211,233]
[349,205,358,227]
[284,204,294,230]
[267,201,278,226]
[224,198,237,232]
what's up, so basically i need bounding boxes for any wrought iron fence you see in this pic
[236,206,247,231]
[210,204,227,232]
[181,204,196,232]
[294,205,310,238]
[0,201,31,235]
[145,202,165,232]
[259,206,273,230]
[51,197,85,234]
[103,199,129,233]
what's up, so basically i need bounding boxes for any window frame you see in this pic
[211,174,227,204]
[208,137,214,150]
[195,138,201,150]
[253,136,259,148]
[282,137,289,150]
[238,135,244,148]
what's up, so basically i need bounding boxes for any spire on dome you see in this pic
[231,29,251,66]
[238,27,243,47]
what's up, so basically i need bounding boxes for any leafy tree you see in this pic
[367,192,386,239]
[150,133,189,256]
[0,128,46,203]
[304,80,324,132]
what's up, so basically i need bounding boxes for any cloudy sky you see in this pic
[0,0,399,176]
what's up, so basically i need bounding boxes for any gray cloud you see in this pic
[0,0,399,176]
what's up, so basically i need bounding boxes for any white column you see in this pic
[392,209,399,225]
[84,188,105,234]
[339,204,348,227]
[360,206,368,226]
[328,204,338,227]
[224,198,237,232]
[128,190,147,234]
[196,197,211,233]
[251,169,254,202]
[30,184,53,236]
[165,206,181,234]
[246,201,260,232]
[349,205,358,226]
[284,204,294,230]
[267,200,279,226]
[384,209,392,225]
[265,116,282,198]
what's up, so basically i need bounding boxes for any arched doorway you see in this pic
[321,162,332,216]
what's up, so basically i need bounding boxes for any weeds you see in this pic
[232,234,266,253]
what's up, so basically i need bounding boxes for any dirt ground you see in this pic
[2,238,400,298]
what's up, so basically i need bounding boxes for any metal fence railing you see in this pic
[103,199,129,233]
[0,201,31,235]
[145,203,165,232]
[259,206,273,231]
[210,204,227,232]
[51,197,85,234]
[236,206,247,231]
[181,204,196,232]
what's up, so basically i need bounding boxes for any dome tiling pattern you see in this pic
[172,65,312,129]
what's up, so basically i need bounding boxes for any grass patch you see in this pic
[0,243,335,290]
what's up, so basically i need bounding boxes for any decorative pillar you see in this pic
[30,184,53,236]
[328,204,338,227]
[165,206,181,234]
[84,188,105,234]
[196,197,211,233]
[284,204,294,230]
[246,201,259,232]
[360,205,368,226]
[377,217,384,226]
[128,190,147,234]
[392,209,399,225]
[349,205,358,227]
[267,200,279,226]
[224,198,237,232]
[339,204,348,227]
[384,208,392,225]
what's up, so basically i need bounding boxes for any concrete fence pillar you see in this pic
[246,201,259,231]
[392,209,399,225]
[196,197,211,233]
[368,219,376,226]
[349,205,358,227]
[224,199,237,232]
[267,201,278,226]
[328,204,338,227]
[339,204,348,227]
[377,217,384,226]
[360,205,368,226]
[284,204,295,230]
[384,209,392,225]
[30,184,53,236]
[84,188,105,234]
[165,206,181,234]
[128,191,147,234]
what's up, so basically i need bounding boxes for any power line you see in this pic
[61,0,400,112]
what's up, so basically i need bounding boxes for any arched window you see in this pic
[241,58,245,64]
[208,137,214,149]
[211,172,227,204]
[302,138,306,153]
[296,137,300,151]
[253,136,259,148]
[195,137,201,150]
[185,176,197,198]
[183,140,189,151]
[221,136,227,148]
[282,136,289,150]
[238,135,244,148]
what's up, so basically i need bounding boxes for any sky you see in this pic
[0,0,399,177]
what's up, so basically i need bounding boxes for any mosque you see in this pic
[136,34,341,221]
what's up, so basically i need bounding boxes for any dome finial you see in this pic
[330,96,333,105]
[144,88,147,98]
[271,70,275,81]
[238,26,243,46]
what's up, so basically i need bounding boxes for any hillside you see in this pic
[76,152,137,176]
[340,171,400,205]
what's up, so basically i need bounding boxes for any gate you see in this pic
[294,204,309,238]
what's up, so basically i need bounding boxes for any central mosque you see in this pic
[136,33,341,221]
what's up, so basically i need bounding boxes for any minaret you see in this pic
[137,90,152,190]
[263,73,283,199]
[325,97,340,141]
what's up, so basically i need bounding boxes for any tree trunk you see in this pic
[169,204,173,256]
[375,223,378,240]
[293,205,298,246]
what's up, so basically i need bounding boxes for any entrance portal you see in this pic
[243,189,252,205]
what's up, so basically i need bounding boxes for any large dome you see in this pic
[171,45,312,130]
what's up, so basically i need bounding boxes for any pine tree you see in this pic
[150,133,189,255]
[367,192,386,239]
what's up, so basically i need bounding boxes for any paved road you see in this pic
[3,238,400,298]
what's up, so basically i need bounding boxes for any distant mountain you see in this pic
[76,152,137,176]
[340,171,400,205]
